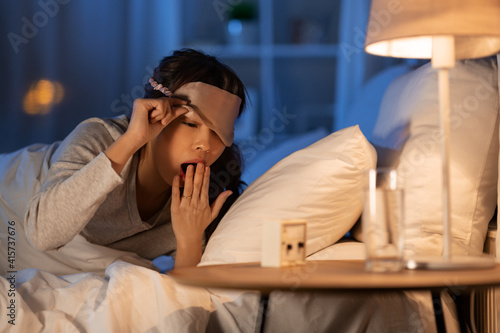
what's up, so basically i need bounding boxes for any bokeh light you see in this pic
[23,79,64,115]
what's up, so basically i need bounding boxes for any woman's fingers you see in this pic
[171,166,230,241]
[200,166,210,207]
[157,98,188,126]
[211,190,233,220]
[150,108,164,123]
[182,163,206,205]
[127,97,189,145]
[165,106,188,126]
[190,163,205,205]
[169,97,188,107]
[148,98,186,122]
[182,164,232,221]
[171,175,181,207]
[181,164,195,201]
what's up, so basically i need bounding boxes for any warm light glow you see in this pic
[364,0,500,60]
[365,36,433,59]
[23,79,64,115]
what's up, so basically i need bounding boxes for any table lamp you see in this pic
[364,0,500,269]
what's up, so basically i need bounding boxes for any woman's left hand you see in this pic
[171,163,232,267]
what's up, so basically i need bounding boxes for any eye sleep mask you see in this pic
[172,82,241,147]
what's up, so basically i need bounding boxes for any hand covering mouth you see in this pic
[180,161,206,181]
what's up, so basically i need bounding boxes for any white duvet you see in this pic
[1,261,214,333]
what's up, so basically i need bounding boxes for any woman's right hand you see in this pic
[105,97,187,175]
[125,97,188,148]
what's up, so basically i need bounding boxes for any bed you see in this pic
[1,55,499,332]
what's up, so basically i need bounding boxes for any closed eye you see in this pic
[182,121,198,128]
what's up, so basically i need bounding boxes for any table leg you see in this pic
[432,290,447,333]
[453,292,471,333]
[259,294,269,333]
[432,289,470,333]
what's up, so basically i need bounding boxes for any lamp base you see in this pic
[405,255,495,270]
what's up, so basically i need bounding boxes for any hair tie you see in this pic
[149,77,172,97]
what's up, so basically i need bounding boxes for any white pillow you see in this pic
[241,127,328,185]
[371,58,499,257]
[343,64,412,141]
[200,125,376,266]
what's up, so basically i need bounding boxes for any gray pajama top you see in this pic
[24,115,177,259]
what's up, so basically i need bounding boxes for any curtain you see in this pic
[0,0,177,153]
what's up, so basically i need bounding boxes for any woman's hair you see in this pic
[144,48,246,115]
[144,48,247,240]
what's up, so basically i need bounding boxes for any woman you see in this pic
[2,48,247,273]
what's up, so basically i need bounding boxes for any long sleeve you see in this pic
[24,117,130,251]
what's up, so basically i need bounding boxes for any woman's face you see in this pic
[150,108,226,186]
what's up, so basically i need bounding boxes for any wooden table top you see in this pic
[169,260,500,294]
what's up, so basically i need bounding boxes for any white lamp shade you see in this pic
[364,0,500,59]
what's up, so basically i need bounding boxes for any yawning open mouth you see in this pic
[179,161,205,181]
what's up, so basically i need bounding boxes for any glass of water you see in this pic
[363,168,404,272]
